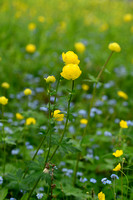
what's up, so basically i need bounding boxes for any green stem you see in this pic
[27,176,41,200]
[120,170,129,200]
[49,80,74,161]
[113,179,116,200]
[53,75,61,110]
[2,105,6,176]
[73,153,80,186]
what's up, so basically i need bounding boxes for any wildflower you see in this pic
[1,82,10,89]
[10,198,16,200]
[82,84,89,91]
[38,16,45,23]
[108,42,121,52]
[36,193,43,199]
[25,117,36,125]
[25,44,36,53]
[80,119,88,125]
[98,191,105,200]
[90,178,97,183]
[62,51,80,65]
[117,91,128,100]
[79,177,88,183]
[99,23,109,32]
[120,120,128,128]
[111,174,119,179]
[113,163,121,171]
[101,178,107,185]
[60,64,82,80]
[24,88,32,95]
[106,180,112,184]
[0,176,3,184]
[0,96,8,105]
[43,168,49,174]
[44,75,56,83]
[123,13,132,22]
[28,22,36,31]
[16,113,24,120]
[74,42,85,53]
[112,150,123,157]
[53,110,64,121]
[11,149,20,155]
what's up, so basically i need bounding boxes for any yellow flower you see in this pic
[123,14,132,22]
[99,23,109,32]
[113,150,123,157]
[108,42,121,52]
[0,96,8,105]
[38,16,45,23]
[82,84,89,91]
[80,119,88,125]
[28,23,36,31]
[60,64,82,80]
[62,51,80,65]
[53,110,64,121]
[24,88,32,96]
[120,120,128,128]
[117,91,128,100]
[113,163,121,171]
[74,42,85,53]
[1,82,10,89]
[25,44,36,53]
[44,76,56,83]
[25,117,36,125]
[16,113,24,120]
[98,191,105,200]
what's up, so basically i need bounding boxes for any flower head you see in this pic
[111,174,119,179]
[82,84,89,91]
[44,76,56,83]
[108,42,121,52]
[112,150,123,157]
[0,96,8,105]
[16,113,24,120]
[74,42,85,53]
[80,119,88,125]
[25,44,36,53]
[25,117,36,125]
[24,88,32,96]
[120,120,128,128]
[123,13,132,22]
[53,110,64,121]
[117,91,128,100]
[1,82,10,89]
[113,163,121,171]
[38,16,45,23]
[62,51,80,65]
[28,23,36,31]
[98,191,105,200]
[60,64,82,80]
[36,193,43,199]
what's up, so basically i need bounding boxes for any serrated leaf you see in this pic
[0,188,8,200]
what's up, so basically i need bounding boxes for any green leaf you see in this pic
[20,193,29,200]
[63,185,89,198]
[0,188,8,200]
[85,74,98,83]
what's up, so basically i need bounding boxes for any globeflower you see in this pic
[24,88,32,96]
[113,163,121,171]
[53,110,64,121]
[28,23,36,31]
[25,44,36,53]
[98,191,105,200]
[16,113,24,120]
[123,13,132,22]
[82,84,89,91]
[0,96,8,105]
[44,76,56,83]
[25,117,36,125]
[108,42,121,52]
[112,150,123,157]
[60,64,82,80]
[1,82,10,89]
[117,91,128,100]
[74,42,85,53]
[120,120,128,128]
[62,51,80,65]
[80,119,88,125]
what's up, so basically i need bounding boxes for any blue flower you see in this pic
[111,174,119,180]
[101,178,107,184]
[0,176,3,184]
[36,193,43,199]
[10,198,16,200]
[106,180,112,184]
[90,178,97,183]
[80,177,88,183]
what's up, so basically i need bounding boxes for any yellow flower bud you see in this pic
[60,64,82,80]
[98,191,105,200]
[82,84,89,91]
[53,110,64,121]
[113,163,121,171]
[74,42,85,53]
[120,120,128,128]
[16,113,24,120]
[0,96,8,105]
[80,119,88,125]
[24,88,32,96]
[62,51,80,65]
[28,23,36,31]
[1,82,10,89]
[108,42,121,52]
[25,117,36,125]
[44,76,56,83]
[123,13,132,22]
[38,16,45,23]
[117,91,128,100]
[25,44,36,53]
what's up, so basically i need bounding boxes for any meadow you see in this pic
[0,0,133,199]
